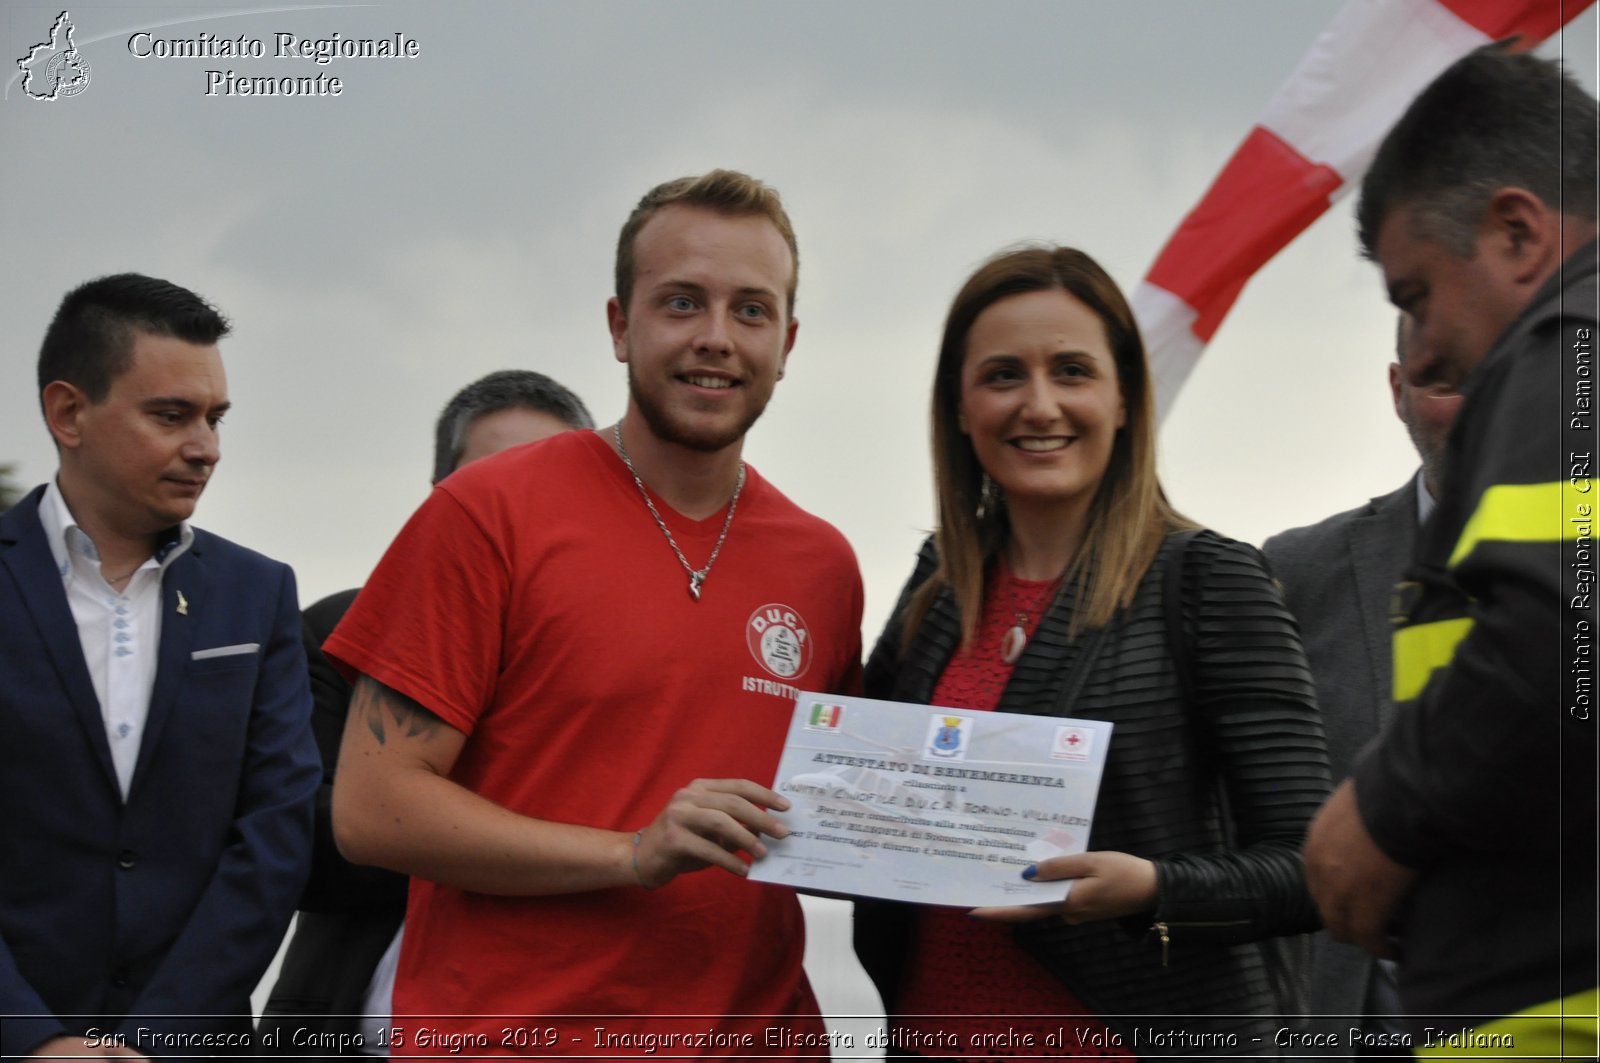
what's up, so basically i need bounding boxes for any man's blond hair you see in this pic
[613,169,798,317]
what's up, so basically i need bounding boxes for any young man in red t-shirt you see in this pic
[324,170,863,1056]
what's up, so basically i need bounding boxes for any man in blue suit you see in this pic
[0,274,320,1059]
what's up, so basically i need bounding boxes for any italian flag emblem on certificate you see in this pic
[807,702,843,731]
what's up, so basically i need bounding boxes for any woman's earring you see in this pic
[977,473,997,520]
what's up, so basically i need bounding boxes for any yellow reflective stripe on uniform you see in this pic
[1448,480,1593,568]
[1393,617,1474,702]
[1413,986,1598,1059]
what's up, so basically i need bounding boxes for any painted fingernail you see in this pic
[1021,865,1038,880]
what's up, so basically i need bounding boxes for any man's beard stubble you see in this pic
[626,359,770,454]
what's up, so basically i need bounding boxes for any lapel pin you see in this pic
[176,590,188,616]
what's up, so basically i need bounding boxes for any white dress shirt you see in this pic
[359,927,404,1055]
[39,479,193,799]
[1416,467,1437,526]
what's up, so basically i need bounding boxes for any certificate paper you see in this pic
[750,692,1113,907]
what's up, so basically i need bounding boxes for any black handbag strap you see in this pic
[1162,529,1227,836]
[1162,529,1205,711]
[1048,620,1112,718]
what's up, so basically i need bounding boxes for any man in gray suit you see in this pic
[1263,316,1461,1050]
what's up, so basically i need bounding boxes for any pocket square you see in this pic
[191,643,260,661]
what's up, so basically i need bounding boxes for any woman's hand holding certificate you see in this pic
[969,849,1157,922]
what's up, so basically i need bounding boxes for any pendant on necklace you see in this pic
[689,571,705,601]
[1000,621,1028,665]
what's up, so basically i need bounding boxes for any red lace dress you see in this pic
[890,562,1135,1060]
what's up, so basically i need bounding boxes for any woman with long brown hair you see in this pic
[854,245,1330,1056]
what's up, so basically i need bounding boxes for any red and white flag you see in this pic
[1135,0,1593,420]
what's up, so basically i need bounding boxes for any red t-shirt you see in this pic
[324,430,864,1055]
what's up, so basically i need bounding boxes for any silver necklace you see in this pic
[613,423,745,601]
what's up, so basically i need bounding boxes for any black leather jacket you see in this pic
[854,531,1331,1053]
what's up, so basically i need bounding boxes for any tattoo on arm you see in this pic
[355,675,445,746]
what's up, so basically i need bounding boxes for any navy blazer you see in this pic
[0,485,319,1058]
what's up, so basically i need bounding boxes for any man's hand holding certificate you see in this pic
[749,693,1112,908]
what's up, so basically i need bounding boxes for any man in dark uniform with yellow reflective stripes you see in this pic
[1304,43,1597,1059]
